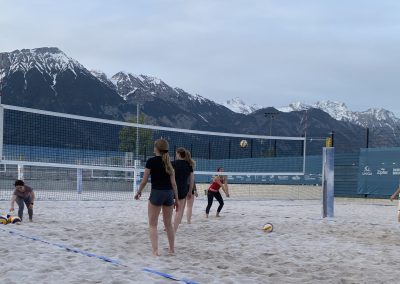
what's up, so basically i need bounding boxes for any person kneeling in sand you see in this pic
[390,185,400,222]
[10,180,35,222]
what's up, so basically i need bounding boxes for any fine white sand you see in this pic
[1,197,400,283]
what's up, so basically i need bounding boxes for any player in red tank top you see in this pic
[206,167,230,218]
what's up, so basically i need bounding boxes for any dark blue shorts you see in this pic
[149,188,174,206]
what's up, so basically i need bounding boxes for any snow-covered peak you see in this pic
[362,108,398,122]
[311,101,352,121]
[223,97,263,114]
[279,100,400,128]
[111,72,145,100]
[278,102,310,112]
[278,100,353,120]
[0,47,84,77]
[139,75,162,86]
[90,69,117,90]
[91,69,109,83]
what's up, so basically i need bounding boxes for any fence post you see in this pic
[76,168,83,194]
[18,164,24,180]
[322,147,334,218]
[250,139,253,158]
[0,95,3,161]
[228,140,231,159]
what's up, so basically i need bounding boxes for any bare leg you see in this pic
[174,198,187,232]
[148,202,162,256]
[186,195,194,224]
[162,205,175,254]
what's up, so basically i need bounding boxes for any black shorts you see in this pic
[149,188,174,206]
[178,187,189,200]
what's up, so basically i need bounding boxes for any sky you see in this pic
[1,0,400,114]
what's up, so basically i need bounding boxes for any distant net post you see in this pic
[322,147,334,218]
[0,95,3,162]
[133,159,141,195]
[18,164,24,180]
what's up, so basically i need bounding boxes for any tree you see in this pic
[119,113,153,157]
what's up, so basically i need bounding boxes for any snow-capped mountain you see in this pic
[0,47,124,118]
[109,71,210,105]
[278,100,400,129]
[223,97,263,115]
[277,102,310,113]
[0,47,84,82]
[2,47,399,152]
[106,71,235,128]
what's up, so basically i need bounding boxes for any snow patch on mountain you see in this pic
[0,47,83,79]
[279,100,400,128]
[223,97,263,114]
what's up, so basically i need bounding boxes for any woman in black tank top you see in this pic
[172,148,195,233]
[134,139,179,256]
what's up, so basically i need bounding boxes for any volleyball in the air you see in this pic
[262,223,273,233]
[0,215,8,225]
[240,139,248,148]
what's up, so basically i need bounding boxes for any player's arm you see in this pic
[222,176,230,197]
[10,194,17,211]
[135,169,150,199]
[187,172,194,199]
[390,186,400,201]
[170,173,179,211]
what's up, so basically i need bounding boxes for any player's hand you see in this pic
[134,192,141,200]
[28,204,33,209]
[174,200,179,212]
[226,193,230,198]
[9,207,14,212]
[390,194,397,201]
[195,192,198,198]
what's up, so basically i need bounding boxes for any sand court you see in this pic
[1,197,400,283]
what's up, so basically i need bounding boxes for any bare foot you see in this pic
[168,248,175,255]
[216,213,221,217]
[152,250,160,256]
[187,220,191,224]
[205,214,209,218]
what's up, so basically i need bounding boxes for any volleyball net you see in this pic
[0,104,320,201]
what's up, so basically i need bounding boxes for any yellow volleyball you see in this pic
[8,216,22,224]
[262,223,273,233]
[0,215,8,225]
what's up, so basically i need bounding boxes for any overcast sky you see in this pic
[1,0,400,114]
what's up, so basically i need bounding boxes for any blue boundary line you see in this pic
[0,227,199,284]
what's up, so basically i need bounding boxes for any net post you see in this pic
[322,147,334,218]
[76,168,83,194]
[18,164,24,180]
[133,160,141,194]
[302,134,307,174]
[0,95,3,162]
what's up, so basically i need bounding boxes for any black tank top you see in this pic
[145,156,172,190]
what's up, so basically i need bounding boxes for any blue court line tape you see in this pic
[0,227,125,266]
[143,268,199,284]
[0,227,199,284]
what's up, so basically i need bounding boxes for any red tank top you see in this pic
[209,177,224,192]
